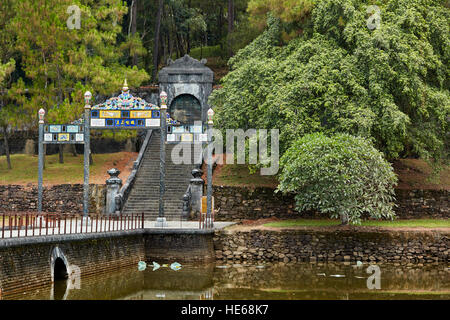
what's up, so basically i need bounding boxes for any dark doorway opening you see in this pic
[54,258,68,280]
[53,258,68,300]
[169,94,202,124]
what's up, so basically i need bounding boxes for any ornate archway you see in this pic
[169,94,202,125]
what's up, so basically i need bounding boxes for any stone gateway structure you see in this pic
[158,55,214,124]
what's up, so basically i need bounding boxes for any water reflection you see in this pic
[4,262,449,300]
[52,279,68,300]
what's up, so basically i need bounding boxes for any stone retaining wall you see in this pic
[213,185,449,220]
[213,186,299,221]
[144,229,215,263]
[213,228,449,264]
[0,184,448,220]
[0,184,106,214]
[394,189,449,219]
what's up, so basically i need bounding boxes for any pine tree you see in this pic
[10,0,150,163]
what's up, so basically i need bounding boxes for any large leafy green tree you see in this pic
[210,0,449,165]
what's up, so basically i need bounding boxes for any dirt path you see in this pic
[89,152,137,185]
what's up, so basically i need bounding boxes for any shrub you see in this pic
[278,133,398,225]
[189,45,224,59]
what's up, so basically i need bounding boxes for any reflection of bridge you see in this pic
[2,261,217,300]
[122,289,215,300]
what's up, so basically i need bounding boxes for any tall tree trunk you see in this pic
[89,151,93,165]
[187,0,191,54]
[219,5,223,50]
[340,213,349,226]
[175,32,184,57]
[71,144,77,157]
[130,0,138,66]
[227,0,234,56]
[166,26,171,62]
[170,5,184,58]
[2,126,11,169]
[58,145,64,164]
[152,0,163,81]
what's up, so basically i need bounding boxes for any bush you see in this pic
[171,45,225,61]
[278,133,398,225]
[189,45,224,59]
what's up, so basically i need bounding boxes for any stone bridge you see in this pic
[0,228,218,299]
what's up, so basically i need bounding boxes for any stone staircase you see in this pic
[122,130,203,220]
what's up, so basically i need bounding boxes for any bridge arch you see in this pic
[50,246,70,283]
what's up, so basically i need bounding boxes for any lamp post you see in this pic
[83,91,92,222]
[37,108,45,213]
[156,91,168,227]
[206,108,214,228]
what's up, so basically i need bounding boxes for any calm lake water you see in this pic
[5,262,450,300]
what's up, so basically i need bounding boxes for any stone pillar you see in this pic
[190,168,204,216]
[106,168,122,215]
[37,109,45,213]
[206,108,214,228]
[156,91,168,227]
[83,91,92,219]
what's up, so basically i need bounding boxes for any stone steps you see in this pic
[122,130,202,221]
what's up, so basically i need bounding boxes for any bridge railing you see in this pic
[0,213,145,239]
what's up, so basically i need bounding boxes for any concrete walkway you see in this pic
[0,218,235,239]
[143,220,235,230]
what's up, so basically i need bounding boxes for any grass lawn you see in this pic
[264,219,450,228]
[211,156,279,188]
[0,152,137,185]
[212,157,449,190]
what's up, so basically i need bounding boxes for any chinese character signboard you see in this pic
[90,88,161,129]
[166,123,207,143]
[42,122,85,144]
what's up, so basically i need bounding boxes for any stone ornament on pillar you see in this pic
[190,168,204,217]
[84,91,92,108]
[38,108,45,124]
[207,108,214,125]
[106,168,122,215]
[160,90,168,108]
